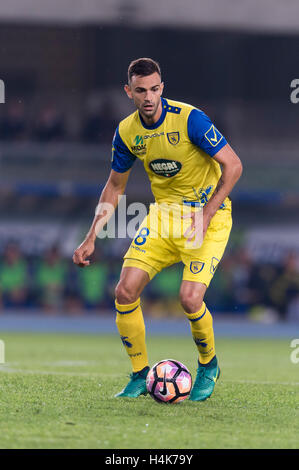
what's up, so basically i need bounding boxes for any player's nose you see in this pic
[144,90,154,101]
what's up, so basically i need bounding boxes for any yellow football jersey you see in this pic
[112,97,230,210]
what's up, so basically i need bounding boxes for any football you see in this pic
[146,359,192,403]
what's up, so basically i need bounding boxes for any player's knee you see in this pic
[180,289,204,314]
[115,280,139,305]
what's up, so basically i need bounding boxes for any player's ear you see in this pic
[160,81,164,96]
[124,84,133,99]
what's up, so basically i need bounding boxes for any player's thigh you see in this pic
[181,208,232,288]
[123,206,180,281]
[115,266,150,304]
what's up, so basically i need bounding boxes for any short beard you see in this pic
[139,103,159,120]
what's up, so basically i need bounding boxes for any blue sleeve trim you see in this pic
[187,108,227,157]
[111,127,136,173]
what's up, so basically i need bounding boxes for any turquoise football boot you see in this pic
[189,356,220,402]
[115,366,149,398]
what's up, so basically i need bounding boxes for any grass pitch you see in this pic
[0,331,298,449]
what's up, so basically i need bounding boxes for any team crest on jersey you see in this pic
[190,261,205,274]
[167,132,180,145]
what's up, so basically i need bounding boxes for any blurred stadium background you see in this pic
[0,0,298,329]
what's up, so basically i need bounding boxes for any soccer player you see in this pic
[73,58,242,401]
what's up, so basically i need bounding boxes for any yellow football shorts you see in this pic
[123,202,232,287]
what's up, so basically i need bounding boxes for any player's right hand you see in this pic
[72,238,95,268]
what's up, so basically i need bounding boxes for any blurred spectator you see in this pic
[34,105,66,142]
[0,237,298,320]
[269,253,299,320]
[63,261,84,314]
[0,243,29,308]
[34,245,67,312]
[107,258,122,305]
[230,249,254,313]
[205,254,235,312]
[0,98,116,143]
[0,100,27,141]
[76,247,109,310]
[286,296,299,322]
[82,100,117,143]
[247,260,280,312]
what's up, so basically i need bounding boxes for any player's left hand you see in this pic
[202,207,213,238]
[182,208,213,247]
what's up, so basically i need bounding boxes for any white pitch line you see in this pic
[5,361,97,367]
[0,366,121,378]
[0,367,95,377]
[1,366,298,386]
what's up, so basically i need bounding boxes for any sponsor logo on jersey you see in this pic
[144,132,164,139]
[131,245,146,254]
[131,135,147,154]
[149,159,182,177]
[134,135,144,145]
[190,261,205,274]
[131,133,165,154]
[204,125,223,147]
[131,143,146,154]
[167,131,180,145]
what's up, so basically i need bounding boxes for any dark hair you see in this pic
[128,58,161,83]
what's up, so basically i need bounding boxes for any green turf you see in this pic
[0,332,298,449]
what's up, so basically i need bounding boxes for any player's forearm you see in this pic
[204,160,243,218]
[85,183,124,242]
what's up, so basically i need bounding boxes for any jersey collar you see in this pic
[138,97,168,130]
